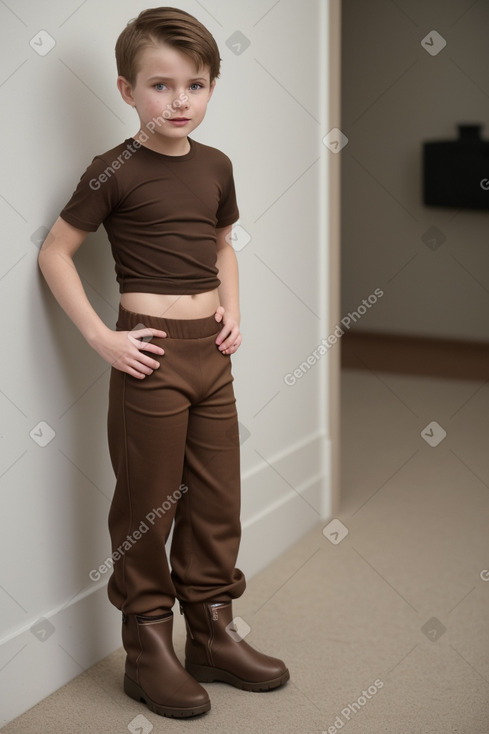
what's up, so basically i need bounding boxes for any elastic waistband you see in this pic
[116,303,221,339]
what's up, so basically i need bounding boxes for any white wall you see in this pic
[340,0,489,342]
[0,0,332,724]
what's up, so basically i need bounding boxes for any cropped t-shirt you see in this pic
[59,136,239,295]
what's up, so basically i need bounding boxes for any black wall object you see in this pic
[423,124,489,210]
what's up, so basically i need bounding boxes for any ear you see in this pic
[117,76,136,107]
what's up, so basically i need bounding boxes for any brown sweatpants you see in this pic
[106,304,246,616]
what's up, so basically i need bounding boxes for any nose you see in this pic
[172,92,190,112]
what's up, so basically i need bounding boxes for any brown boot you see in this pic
[180,601,290,692]
[122,611,210,718]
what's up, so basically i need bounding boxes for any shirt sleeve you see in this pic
[59,155,120,232]
[216,158,240,228]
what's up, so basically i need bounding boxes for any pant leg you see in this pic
[106,304,245,616]
[106,306,198,615]
[170,331,246,603]
[106,368,191,615]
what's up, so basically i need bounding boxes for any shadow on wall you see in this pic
[29,48,124,660]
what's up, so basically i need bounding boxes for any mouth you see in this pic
[170,118,190,121]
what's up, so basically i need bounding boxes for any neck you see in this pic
[133,131,190,156]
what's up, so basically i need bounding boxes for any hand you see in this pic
[92,327,167,379]
[214,306,242,355]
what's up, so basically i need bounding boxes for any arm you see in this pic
[214,224,242,355]
[37,217,166,379]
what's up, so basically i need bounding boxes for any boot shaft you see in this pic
[121,610,210,714]
[181,601,290,690]
[122,611,173,681]
[181,601,234,666]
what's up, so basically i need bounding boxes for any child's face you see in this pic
[118,44,215,143]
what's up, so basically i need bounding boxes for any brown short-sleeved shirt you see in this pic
[59,136,239,295]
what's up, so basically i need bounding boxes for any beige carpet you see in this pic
[2,367,489,733]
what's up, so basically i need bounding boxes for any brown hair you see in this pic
[115,6,221,86]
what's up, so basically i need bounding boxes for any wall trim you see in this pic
[241,428,325,482]
[0,586,121,727]
[325,0,342,516]
[342,331,489,380]
[1,434,329,727]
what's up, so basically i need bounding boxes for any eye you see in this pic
[154,82,167,91]
[190,83,204,91]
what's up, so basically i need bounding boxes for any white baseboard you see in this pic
[240,473,326,579]
[239,431,330,577]
[0,584,121,727]
[0,433,330,727]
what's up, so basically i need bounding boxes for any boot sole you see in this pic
[185,662,290,692]
[124,674,210,718]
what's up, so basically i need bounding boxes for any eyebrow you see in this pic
[147,75,208,83]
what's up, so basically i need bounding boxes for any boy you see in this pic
[38,6,289,719]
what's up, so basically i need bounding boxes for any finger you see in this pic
[128,333,165,355]
[129,328,167,343]
[136,341,165,356]
[218,329,240,350]
[223,338,241,354]
[129,358,153,375]
[215,324,232,345]
[119,360,147,379]
[127,366,146,379]
[138,353,161,370]
[214,307,225,323]
[139,328,167,338]
[227,334,242,351]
